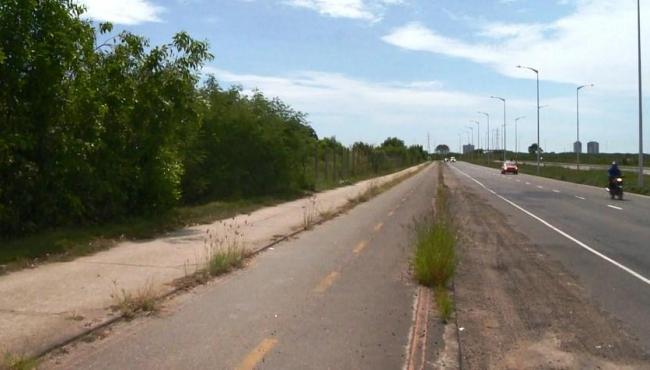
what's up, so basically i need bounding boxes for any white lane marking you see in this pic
[452,166,650,286]
[607,205,623,210]
[516,179,521,183]
[537,185,544,189]
[553,189,560,193]
[525,182,531,185]
[575,196,586,200]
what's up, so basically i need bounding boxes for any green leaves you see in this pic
[0,1,425,239]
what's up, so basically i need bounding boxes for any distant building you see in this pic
[587,141,599,154]
[462,144,475,154]
[573,141,582,154]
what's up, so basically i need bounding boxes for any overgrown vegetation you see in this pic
[413,164,456,323]
[110,280,160,319]
[1,353,38,370]
[0,1,427,265]
[204,225,247,277]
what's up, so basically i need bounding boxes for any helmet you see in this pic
[611,161,617,165]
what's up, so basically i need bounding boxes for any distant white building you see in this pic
[462,144,475,154]
[573,141,582,153]
[587,141,599,154]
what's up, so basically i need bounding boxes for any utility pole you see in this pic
[576,84,593,170]
[637,0,644,186]
[490,96,507,161]
[514,116,525,161]
[478,112,490,162]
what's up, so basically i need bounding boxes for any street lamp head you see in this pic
[516,65,538,73]
[490,96,505,102]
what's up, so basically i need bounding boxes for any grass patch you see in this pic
[110,280,160,319]
[413,163,457,323]
[207,246,247,277]
[434,288,454,324]
[413,221,455,288]
[1,353,38,370]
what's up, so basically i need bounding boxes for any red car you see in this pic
[501,161,518,175]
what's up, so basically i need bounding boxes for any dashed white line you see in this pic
[575,196,586,200]
[525,182,531,185]
[552,189,560,193]
[515,179,521,183]
[452,166,650,286]
[536,185,544,189]
[607,205,623,210]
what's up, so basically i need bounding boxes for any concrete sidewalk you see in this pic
[0,164,427,357]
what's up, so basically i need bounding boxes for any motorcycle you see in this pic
[608,177,624,200]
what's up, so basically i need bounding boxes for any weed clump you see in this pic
[413,221,455,288]
[1,353,38,370]
[434,288,454,323]
[110,280,159,319]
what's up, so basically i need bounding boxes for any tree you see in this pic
[435,144,450,154]
[528,143,543,154]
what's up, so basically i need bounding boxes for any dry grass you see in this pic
[302,196,319,230]
[110,280,160,319]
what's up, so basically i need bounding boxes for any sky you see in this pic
[77,0,649,153]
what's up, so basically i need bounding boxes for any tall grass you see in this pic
[413,221,455,288]
[412,164,457,323]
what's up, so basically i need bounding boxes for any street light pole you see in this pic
[517,65,540,174]
[576,84,593,170]
[514,116,525,160]
[490,96,507,161]
[637,0,644,187]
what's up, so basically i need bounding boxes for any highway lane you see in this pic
[449,161,650,351]
[42,165,444,370]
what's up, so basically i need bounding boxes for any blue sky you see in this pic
[79,0,649,153]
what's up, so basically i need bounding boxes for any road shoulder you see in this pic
[445,165,649,369]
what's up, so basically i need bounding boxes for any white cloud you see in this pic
[382,0,650,91]
[77,0,164,25]
[283,0,403,22]
[202,66,500,146]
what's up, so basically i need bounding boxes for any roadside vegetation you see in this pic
[463,158,650,195]
[0,1,427,270]
[1,352,38,370]
[413,164,456,323]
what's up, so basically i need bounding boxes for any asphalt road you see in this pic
[44,165,442,370]
[449,161,650,352]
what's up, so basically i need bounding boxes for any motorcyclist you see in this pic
[607,161,622,188]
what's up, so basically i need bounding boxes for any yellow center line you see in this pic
[313,271,340,293]
[373,222,384,232]
[353,240,368,254]
[236,338,278,370]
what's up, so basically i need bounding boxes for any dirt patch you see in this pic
[445,166,650,369]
